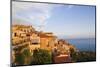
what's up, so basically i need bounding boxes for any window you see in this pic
[14,33,17,36]
[31,39,40,45]
[47,44,49,47]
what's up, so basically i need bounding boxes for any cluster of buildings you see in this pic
[12,25,57,51]
[12,24,76,64]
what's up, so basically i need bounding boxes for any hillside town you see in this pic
[12,24,77,65]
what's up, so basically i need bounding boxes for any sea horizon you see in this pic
[60,37,96,52]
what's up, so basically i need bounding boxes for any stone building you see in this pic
[29,33,40,53]
[39,32,58,51]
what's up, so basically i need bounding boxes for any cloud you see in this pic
[12,1,74,31]
[12,1,55,30]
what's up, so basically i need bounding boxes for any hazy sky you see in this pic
[12,1,96,39]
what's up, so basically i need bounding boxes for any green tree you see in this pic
[23,48,32,65]
[15,53,25,65]
[14,48,32,65]
[76,51,96,62]
[31,49,52,65]
[23,48,31,58]
[69,47,77,62]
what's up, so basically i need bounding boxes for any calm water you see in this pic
[65,38,96,52]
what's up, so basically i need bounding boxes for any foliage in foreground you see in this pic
[76,51,96,62]
[15,48,32,65]
[31,49,52,65]
[69,47,96,62]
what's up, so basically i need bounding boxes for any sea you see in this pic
[65,38,96,52]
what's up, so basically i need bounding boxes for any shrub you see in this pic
[15,53,25,65]
[31,49,52,65]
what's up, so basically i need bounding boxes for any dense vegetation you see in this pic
[75,51,96,62]
[70,49,96,62]
[13,48,52,66]
[14,48,32,65]
[69,47,78,62]
[31,49,52,65]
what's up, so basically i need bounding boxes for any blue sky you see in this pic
[12,1,96,39]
